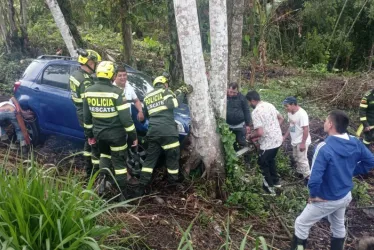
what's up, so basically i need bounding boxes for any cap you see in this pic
[282,96,297,105]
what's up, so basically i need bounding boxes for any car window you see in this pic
[22,60,46,80]
[127,72,154,101]
[41,64,70,89]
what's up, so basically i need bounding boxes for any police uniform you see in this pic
[70,68,99,176]
[359,89,374,147]
[83,78,137,190]
[140,86,184,187]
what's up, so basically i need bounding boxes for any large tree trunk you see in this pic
[57,0,85,48]
[7,0,17,38]
[249,0,256,86]
[45,0,77,57]
[227,0,244,86]
[210,0,228,119]
[368,42,374,72]
[167,0,183,85]
[0,8,10,53]
[174,0,225,180]
[119,0,133,65]
[20,0,27,37]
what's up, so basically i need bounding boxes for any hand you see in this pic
[299,143,306,152]
[88,138,96,145]
[245,126,251,135]
[364,126,371,132]
[132,139,138,147]
[308,197,326,203]
[178,85,193,94]
[137,111,144,121]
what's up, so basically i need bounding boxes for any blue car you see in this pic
[14,55,190,146]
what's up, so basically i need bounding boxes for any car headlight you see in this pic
[175,120,185,133]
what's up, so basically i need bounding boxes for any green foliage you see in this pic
[302,30,330,66]
[352,178,372,206]
[217,118,266,216]
[0,158,133,249]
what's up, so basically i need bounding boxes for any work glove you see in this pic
[176,84,193,95]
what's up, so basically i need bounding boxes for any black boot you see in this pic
[331,237,345,250]
[290,235,307,250]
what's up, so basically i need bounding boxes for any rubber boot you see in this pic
[331,237,345,250]
[290,235,307,250]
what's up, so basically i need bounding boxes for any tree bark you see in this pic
[7,0,17,38]
[0,7,10,53]
[45,0,78,57]
[174,0,225,179]
[210,0,228,119]
[20,0,27,37]
[119,0,133,65]
[227,0,244,86]
[167,0,183,85]
[368,43,374,72]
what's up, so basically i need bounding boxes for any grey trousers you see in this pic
[295,192,352,239]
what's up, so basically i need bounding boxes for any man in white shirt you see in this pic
[113,66,144,121]
[246,91,284,196]
[282,96,311,183]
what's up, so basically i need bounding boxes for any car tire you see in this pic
[25,120,43,146]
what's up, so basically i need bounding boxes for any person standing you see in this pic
[291,110,374,250]
[282,96,311,183]
[83,61,138,195]
[359,89,374,149]
[246,91,284,196]
[70,48,101,179]
[112,65,144,122]
[226,83,251,167]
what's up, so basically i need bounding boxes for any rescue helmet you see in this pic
[153,76,168,86]
[77,48,102,65]
[96,61,116,80]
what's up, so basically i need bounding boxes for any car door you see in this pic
[32,63,73,134]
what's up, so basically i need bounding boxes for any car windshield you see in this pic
[127,72,154,101]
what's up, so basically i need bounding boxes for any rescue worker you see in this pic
[70,48,101,178]
[83,61,138,195]
[359,89,374,149]
[136,76,192,196]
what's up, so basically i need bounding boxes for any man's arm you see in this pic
[308,143,328,198]
[164,89,179,110]
[283,128,290,142]
[83,97,94,139]
[249,127,263,139]
[277,112,284,125]
[354,142,374,176]
[299,125,309,152]
[115,94,137,145]
[241,95,251,126]
[134,98,144,121]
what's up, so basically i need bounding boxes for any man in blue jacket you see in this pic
[291,110,374,250]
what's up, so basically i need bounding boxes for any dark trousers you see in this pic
[258,147,279,187]
[77,110,99,176]
[230,127,250,163]
[98,135,128,189]
[363,130,374,149]
[140,136,180,186]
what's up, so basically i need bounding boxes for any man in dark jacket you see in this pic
[226,83,251,166]
[291,110,374,250]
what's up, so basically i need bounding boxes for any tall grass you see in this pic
[0,153,133,249]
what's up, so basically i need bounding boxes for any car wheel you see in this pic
[25,120,42,146]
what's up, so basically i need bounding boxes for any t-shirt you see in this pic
[0,100,14,108]
[287,107,311,146]
[252,101,283,150]
[113,81,138,102]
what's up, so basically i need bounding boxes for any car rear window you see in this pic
[127,73,154,101]
[21,60,47,80]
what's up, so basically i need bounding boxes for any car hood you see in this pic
[174,103,190,118]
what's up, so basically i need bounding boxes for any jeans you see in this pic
[0,111,25,144]
[293,143,311,178]
[258,147,280,187]
[295,192,352,240]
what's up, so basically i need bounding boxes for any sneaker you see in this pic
[262,183,276,196]
[274,180,282,188]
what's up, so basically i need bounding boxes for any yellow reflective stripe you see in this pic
[70,76,80,86]
[83,151,91,156]
[149,106,168,115]
[360,104,368,108]
[363,139,371,145]
[360,117,367,121]
[92,159,100,164]
[115,169,127,175]
[167,169,179,174]
[162,141,180,150]
[125,124,135,132]
[145,88,164,99]
[172,98,178,108]
[84,123,93,129]
[110,144,128,151]
[91,112,118,118]
[117,103,131,111]
[100,154,111,159]
[85,92,119,99]
[163,94,174,100]
[141,167,153,173]
[72,96,83,103]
